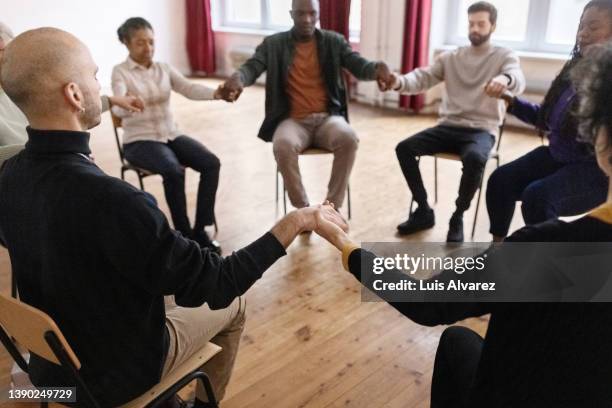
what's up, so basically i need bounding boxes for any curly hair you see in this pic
[571,44,612,150]
[537,0,612,138]
[117,17,153,45]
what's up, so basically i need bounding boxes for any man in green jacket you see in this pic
[222,0,393,211]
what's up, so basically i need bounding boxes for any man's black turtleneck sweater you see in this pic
[0,127,286,407]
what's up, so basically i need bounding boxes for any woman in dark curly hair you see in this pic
[486,0,612,242]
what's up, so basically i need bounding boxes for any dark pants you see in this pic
[124,135,220,236]
[430,326,483,408]
[486,146,608,237]
[396,125,495,214]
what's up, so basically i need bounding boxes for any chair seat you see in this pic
[301,147,332,156]
[122,163,155,177]
[121,342,222,408]
[433,151,500,162]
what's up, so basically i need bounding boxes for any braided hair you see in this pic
[537,0,612,139]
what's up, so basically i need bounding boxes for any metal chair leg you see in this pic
[275,166,280,209]
[347,184,352,220]
[434,157,439,204]
[11,269,17,299]
[472,184,483,240]
[283,185,288,215]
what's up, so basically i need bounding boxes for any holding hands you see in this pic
[109,94,145,113]
[216,73,245,103]
[484,74,511,99]
[375,62,396,92]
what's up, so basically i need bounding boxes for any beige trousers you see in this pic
[162,296,246,402]
[272,114,358,209]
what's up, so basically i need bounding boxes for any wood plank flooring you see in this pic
[0,79,539,407]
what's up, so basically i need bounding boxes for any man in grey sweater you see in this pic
[393,1,525,242]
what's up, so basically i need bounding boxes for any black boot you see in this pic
[446,213,464,243]
[397,206,435,236]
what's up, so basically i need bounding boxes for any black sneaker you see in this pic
[192,231,222,255]
[397,207,435,236]
[447,214,464,243]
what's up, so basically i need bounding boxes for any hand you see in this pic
[270,203,348,249]
[214,84,240,102]
[312,202,355,251]
[484,75,510,99]
[375,62,395,92]
[296,203,349,235]
[389,72,402,91]
[220,73,244,102]
[109,95,145,113]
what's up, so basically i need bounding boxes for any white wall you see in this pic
[0,0,189,88]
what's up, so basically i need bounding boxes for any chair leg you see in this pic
[200,373,219,408]
[434,157,439,204]
[138,174,145,191]
[10,269,17,299]
[275,166,279,210]
[347,184,352,220]
[283,185,288,215]
[121,169,126,181]
[471,179,485,240]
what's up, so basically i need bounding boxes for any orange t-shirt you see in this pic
[286,39,328,119]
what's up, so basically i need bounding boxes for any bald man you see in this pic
[0,28,347,408]
[222,0,394,211]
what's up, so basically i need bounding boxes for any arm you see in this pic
[485,50,527,99]
[393,54,445,95]
[110,67,133,119]
[501,50,526,95]
[337,34,379,80]
[236,38,270,87]
[166,64,218,101]
[507,97,541,127]
[98,187,348,310]
[313,211,488,327]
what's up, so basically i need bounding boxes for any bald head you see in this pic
[0,27,101,129]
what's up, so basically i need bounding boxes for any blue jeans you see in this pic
[124,135,220,236]
[486,146,607,237]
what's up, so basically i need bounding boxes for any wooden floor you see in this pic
[0,79,539,407]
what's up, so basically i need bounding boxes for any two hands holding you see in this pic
[271,201,356,252]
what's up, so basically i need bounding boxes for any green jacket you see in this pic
[237,28,380,142]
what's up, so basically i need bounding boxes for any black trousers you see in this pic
[486,146,607,237]
[431,326,483,408]
[124,135,220,236]
[396,125,495,214]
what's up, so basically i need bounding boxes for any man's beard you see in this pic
[79,89,102,130]
[469,31,492,47]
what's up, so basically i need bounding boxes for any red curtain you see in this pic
[186,0,216,76]
[399,0,432,112]
[320,0,352,40]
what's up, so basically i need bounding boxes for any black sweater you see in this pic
[349,217,612,407]
[0,128,286,407]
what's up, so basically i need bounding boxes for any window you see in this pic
[214,0,363,41]
[446,0,590,54]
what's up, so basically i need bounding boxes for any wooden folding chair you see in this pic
[0,293,222,408]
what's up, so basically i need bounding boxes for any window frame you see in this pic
[445,0,582,55]
[216,0,362,42]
